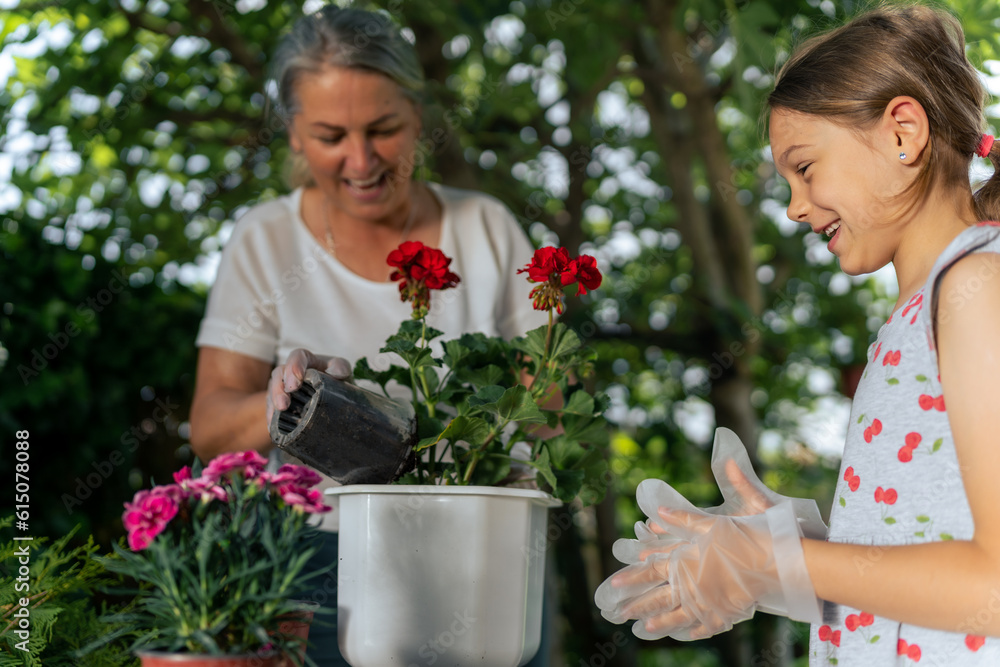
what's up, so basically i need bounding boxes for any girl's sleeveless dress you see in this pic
[809,223,1000,665]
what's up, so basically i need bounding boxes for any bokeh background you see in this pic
[3,0,1000,664]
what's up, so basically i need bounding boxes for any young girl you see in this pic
[596,4,1000,664]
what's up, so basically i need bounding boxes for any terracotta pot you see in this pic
[276,602,317,667]
[137,603,317,667]
[137,653,281,667]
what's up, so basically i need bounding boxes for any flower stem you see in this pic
[418,320,436,419]
[461,423,504,484]
[528,308,555,393]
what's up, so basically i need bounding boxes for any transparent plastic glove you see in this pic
[595,427,826,640]
[610,428,826,565]
[266,347,353,425]
[597,501,819,641]
[683,427,826,528]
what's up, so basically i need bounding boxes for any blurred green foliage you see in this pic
[3,0,1000,664]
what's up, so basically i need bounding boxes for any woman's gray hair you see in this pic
[270,5,425,118]
[269,6,426,188]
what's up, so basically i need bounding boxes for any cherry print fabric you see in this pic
[809,224,1000,665]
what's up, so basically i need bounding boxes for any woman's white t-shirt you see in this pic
[195,182,548,529]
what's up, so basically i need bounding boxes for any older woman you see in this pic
[189,6,548,665]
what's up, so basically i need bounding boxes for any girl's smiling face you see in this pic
[769,108,912,276]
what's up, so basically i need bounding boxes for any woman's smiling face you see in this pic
[288,65,422,223]
[769,108,909,276]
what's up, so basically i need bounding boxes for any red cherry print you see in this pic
[875,487,898,504]
[831,631,841,647]
[890,351,901,365]
[871,419,882,435]
[898,447,913,462]
[845,614,861,631]
[905,432,921,448]
[934,395,946,411]
[859,612,874,626]
[898,639,909,655]
[918,395,934,410]
[874,341,883,360]
[843,467,860,491]
[864,427,873,443]
[907,644,921,661]
[902,293,923,324]
[966,635,986,651]
[818,625,832,642]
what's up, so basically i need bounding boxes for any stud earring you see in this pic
[899,152,907,160]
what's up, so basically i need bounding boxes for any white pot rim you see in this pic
[325,484,561,506]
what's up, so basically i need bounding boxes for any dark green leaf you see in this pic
[468,385,506,409]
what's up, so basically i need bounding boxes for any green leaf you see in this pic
[915,374,927,382]
[561,414,609,446]
[468,385,506,409]
[415,436,440,453]
[416,415,446,440]
[914,531,924,537]
[857,415,865,424]
[870,635,880,643]
[545,434,585,468]
[886,378,900,385]
[510,326,548,360]
[383,337,416,354]
[916,515,930,523]
[436,415,491,448]
[547,323,582,361]
[932,438,942,452]
[455,364,504,387]
[442,333,498,373]
[562,390,595,416]
[884,517,896,525]
[493,385,547,424]
[528,448,558,490]
[352,357,410,391]
[940,533,954,540]
[552,468,586,502]
[839,496,846,507]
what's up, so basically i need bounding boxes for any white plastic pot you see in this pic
[326,485,561,667]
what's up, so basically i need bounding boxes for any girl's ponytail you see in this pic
[974,137,1000,223]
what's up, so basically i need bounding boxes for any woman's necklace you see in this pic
[322,184,419,257]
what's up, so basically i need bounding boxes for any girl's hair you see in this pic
[269,6,425,188]
[768,3,1000,221]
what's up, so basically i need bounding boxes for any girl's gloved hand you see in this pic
[594,428,827,641]
[266,348,353,425]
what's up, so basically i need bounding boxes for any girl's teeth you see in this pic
[825,222,841,237]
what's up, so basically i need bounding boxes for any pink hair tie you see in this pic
[977,134,995,158]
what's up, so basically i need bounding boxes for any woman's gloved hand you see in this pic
[595,428,827,641]
[266,348,353,425]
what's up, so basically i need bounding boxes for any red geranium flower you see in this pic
[519,247,602,313]
[387,241,460,318]
[562,255,602,295]
[518,246,571,283]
